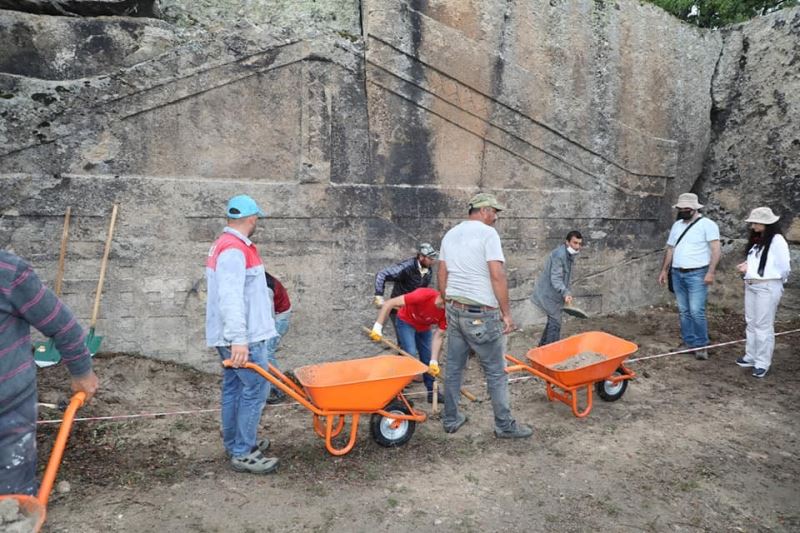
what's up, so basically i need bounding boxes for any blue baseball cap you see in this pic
[226,195,265,219]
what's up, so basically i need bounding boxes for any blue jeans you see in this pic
[396,318,434,392]
[443,304,515,432]
[0,390,37,496]
[265,310,292,367]
[216,340,271,457]
[671,266,710,348]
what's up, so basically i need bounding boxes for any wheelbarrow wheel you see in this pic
[595,369,628,402]
[370,400,416,448]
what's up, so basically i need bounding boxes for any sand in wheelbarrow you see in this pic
[551,351,606,371]
[0,499,36,533]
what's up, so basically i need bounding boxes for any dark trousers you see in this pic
[538,314,562,346]
[0,390,37,496]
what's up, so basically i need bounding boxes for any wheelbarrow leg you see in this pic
[569,385,593,418]
[325,414,360,456]
[313,414,345,439]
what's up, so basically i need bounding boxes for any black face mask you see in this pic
[676,210,694,221]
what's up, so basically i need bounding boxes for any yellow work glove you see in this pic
[428,360,440,377]
[373,295,384,308]
[369,322,383,342]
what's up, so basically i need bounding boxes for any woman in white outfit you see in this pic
[735,207,791,378]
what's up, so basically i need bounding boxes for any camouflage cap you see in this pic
[468,192,505,211]
[417,242,439,258]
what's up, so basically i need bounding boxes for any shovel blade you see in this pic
[563,306,589,319]
[34,340,61,368]
[85,329,103,356]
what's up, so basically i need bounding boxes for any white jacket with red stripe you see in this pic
[205,228,277,347]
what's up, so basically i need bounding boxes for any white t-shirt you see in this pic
[440,220,505,307]
[744,234,791,282]
[666,216,720,268]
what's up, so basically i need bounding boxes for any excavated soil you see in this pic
[34,305,800,532]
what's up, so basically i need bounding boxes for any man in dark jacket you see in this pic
[530,231,582,346]
[0,250,99,495]
[373,243,439,307]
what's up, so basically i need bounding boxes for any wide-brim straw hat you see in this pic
[672,193,703,210]
[745,207,779,225]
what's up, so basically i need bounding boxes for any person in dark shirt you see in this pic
[265,272,291,404]
[1,250,99,495]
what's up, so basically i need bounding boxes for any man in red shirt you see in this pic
[370,287,445,403]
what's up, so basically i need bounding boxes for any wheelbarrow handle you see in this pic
[38,392,86,508]
[360,326,478,402]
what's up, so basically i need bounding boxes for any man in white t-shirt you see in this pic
[437,193,532,438]
[657,193,721,360]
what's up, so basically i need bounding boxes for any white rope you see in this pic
[626,327,800,363]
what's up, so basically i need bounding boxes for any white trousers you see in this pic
[744,280,784,370]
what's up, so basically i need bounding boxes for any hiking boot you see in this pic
[427,390,444,404]
[494,423,533,439]
[443,413,467,434]
[752,368,768,379]
[231,449,279,474]
[735,357,754,368]
[694,349,708,360]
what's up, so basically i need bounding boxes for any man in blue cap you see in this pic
[206,194,280,474]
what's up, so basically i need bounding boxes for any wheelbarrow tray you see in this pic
[294,355,428,412]
[527,331,638,387]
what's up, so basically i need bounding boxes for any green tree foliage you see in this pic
[645,0,799,27]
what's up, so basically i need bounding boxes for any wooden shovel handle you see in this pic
[54,207,71,296]
[361,326,478,402]
[90,204,118,327]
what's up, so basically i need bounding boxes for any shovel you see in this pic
[85,204,118,355]
[361,326,478,402]
[34,207,72,368]
[563,305,589,319]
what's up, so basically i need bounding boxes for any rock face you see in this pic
[0,0,158,17]
[0,1,797,370]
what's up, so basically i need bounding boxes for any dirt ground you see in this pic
[35,305,800,533]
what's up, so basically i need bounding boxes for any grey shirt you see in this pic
[530,244,574,316]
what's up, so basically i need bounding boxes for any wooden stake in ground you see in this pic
[431,380,439,413]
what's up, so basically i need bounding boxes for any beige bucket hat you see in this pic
[672,193,703,210]
[745,207,780,225]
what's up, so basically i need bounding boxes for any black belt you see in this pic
[672,266,707,272]
[446,300,496,312]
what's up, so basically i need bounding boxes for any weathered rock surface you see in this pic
[0,0,158,17]
[0,1,797,369]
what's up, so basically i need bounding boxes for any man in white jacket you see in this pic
[206,195,279,474]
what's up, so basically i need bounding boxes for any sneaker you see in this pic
[226,438,270,458]
[266,388,286,405]
[735,357,754,368]
[443,413,467,434]
[494,422,534,439]
[231,449,279,474]
[694,349,708,360]
[427,390,444,404]
[752,368,768,378]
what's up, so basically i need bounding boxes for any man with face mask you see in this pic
[206,194,280,474]
[530,231,582,346]
[657,193,721,360]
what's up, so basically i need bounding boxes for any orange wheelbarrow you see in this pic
[505,331,637,418]
[223,355,428,456]
[0,392,85,533]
